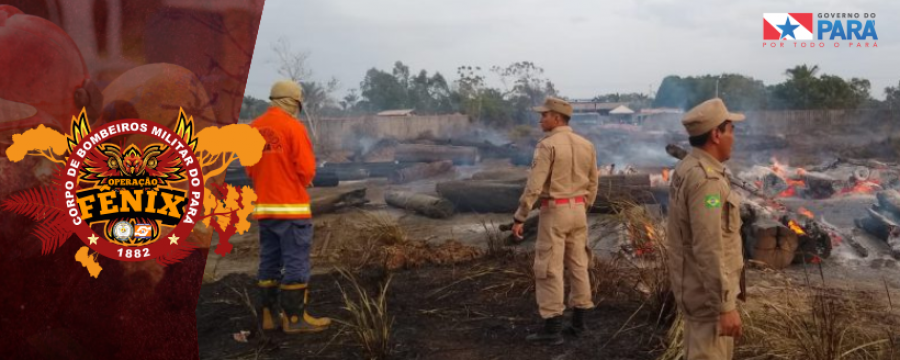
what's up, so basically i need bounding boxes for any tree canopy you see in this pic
[241,53,890,128]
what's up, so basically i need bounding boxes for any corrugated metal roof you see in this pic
[609,105,635,114]
[570,102,629,111]
[377,109,416,116]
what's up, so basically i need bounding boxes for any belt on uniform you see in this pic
[541,197,585,207]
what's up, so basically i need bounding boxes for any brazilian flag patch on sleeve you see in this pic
[704,194,722,208]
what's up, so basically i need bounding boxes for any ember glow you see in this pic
[662,168,670,182]
[788,220,806,236]
[769,157,810,198]
[839,179,881,195]
[798,207,815,219]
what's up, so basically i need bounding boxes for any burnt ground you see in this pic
[197,255,669,360]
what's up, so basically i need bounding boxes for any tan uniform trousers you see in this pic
[533,199,594,318]
[684,320,735,360]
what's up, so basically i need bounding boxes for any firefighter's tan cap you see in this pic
[682,98,745,137]
[270,80,303,103]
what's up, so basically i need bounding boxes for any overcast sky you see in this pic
[245,0,900,101]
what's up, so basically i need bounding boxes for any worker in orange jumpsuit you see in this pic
[245,80,331,333]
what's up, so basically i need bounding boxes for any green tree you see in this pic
[358,66,407,112]
[453,66,514,127]
[768,65,870,110]
[885,81,900,111]
[491,61,558,124]
[239,95,269,121]
[653,76,689,109]
[357,61,455,114]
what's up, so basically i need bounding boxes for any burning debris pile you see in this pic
[740,201,837,269]
[739,157,899,200]
[666,144,846,270]
[730,154,900,260]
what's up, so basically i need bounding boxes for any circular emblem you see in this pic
[113,221,134,242]
[59,116,205,262]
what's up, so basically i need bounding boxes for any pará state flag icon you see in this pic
[764,13,813,40]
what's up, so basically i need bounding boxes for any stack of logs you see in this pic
[740,201,833,269]
[436,171,667,214]
[855,190,900,259]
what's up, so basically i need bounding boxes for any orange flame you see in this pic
[771,157,788,178]
[798,207,814,219]
[841,180,881,195]
[778,187,797,198]
[662,169,670,182]
[788,220,806,236]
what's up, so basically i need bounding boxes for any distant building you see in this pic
[376,109,416,117]
[636,108,684,128]
[569,101,637,124]
[570,101,632,116]
[570,113,601,126]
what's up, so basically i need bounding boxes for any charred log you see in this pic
[388,160,454,184]
[334,168,370,181]
[788,217,833,264]
[470,169,529,182]
[762,171,789,198]
[803,173,838,199]
[311,188,369,215]
[436,180,524,213]
[323,161,414,179]
[438,174,661,214]
[855,208,900,248]
[312,170,339,187]
[876,190,900,219]
[384,190,455,219]
[394,144,479,165]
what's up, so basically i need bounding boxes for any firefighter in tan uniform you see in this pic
[512,97,599,345]
[667,98,746,359]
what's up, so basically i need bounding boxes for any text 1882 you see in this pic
[118,248,150,259]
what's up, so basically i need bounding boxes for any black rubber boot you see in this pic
[280,284,331,334]
[565,307,590,337]
[526,316,564,345]
[257,280,281,331]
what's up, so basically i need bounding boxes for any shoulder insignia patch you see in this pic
[704,194,722,208]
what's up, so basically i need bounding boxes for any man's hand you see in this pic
[511,222,525,240]
[718,310,743,338]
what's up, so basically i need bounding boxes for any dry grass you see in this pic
[481,220,513,258]
[655,268,899,360]
[357,211,409,246]
[333,211,482,272]
[609,200,676,327]
[335,267,394,360]
[656,313,685,360]
[740,286,897,360]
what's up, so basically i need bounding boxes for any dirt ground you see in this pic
[197,256,668,360]
[197,251,900,360]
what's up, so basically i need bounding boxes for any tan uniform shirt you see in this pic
[666,148,744,322]
[514,126,599,222]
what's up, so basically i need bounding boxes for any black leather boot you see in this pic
[565,307,590,337]
[257,280,281,331]
[526,316,564,345]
